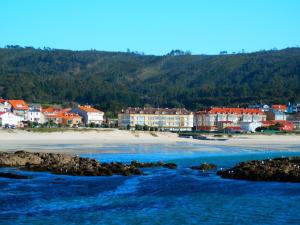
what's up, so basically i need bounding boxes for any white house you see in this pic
[8,100,29,121]
[0,112,22,128]
[71,105,104,125]
[0,99,11,112]
[240,121,262,133]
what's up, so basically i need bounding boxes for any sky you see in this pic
[0,0,299,55]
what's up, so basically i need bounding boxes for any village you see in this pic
[0,98,300,133]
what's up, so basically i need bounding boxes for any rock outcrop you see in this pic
[0,172,31,179]
[0,151,178,177]
[191,163,217,171]
[217,157,300,182]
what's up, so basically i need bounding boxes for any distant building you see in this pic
[8,100,29,120]
[27,104,46,124]
[118,107,193,131]
[272,104,287,112]
[42,107,64,124]
[194,107,266,131]
[62,113,82,127]
[71,105,104,125]
[0,99,11,112]
[0,112,22,128]
[266,105,288,121]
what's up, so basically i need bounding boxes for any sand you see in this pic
[0,129,299,153]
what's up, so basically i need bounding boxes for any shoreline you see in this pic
[0,129,299,153]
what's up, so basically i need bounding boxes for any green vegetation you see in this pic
[1,46,300,115]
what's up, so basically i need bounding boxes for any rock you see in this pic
[163,163,177,169]
[191,163,217,171]
[0,151,177,177]
[217,157,300,182]
[0,172,31,179]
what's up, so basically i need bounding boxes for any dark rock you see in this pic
[217,157,300,182]
[0,151,177,177]
[191,163,217,171]
[163,163,177,169]
[0,172,31,179]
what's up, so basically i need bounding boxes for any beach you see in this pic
[0,129,299,153]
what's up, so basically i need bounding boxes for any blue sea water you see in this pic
[1,143,300,225]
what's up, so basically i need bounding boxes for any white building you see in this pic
[8,100,29,121]
[118,107,194,131]
[0,99,11,112]
[240,121,262,133]
[0,112,22,128]
[71,105,104,125]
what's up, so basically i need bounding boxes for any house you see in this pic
[8,100,29,121]
[118,107,194,131]
[0,112,22,128]
[27,104,46,124]
[71,105,104,125]
[0,99,11,112]
[42,107,64,124]
[272,104,287,112]
[62,113,82,127]
[194,107,266,131]
[266,105,287,121]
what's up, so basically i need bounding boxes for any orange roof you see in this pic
[45,111,64,118]
[78,105,102,113]
[198,107,264,115]
[62,113,81,120]
[8,100,29,110]
[272,105,287,111]
[0,99,5,103]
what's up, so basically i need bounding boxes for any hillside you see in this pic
[1,46,300,114]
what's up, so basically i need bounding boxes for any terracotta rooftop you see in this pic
[78,105,103,113]
[272,105,287,111]
[121,107,192,115]
[197,107,264,115]
[8,100,29,110]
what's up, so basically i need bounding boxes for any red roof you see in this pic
[8,100,29,110]
[78,105,102,113]
[0,99,5,104]
[197,107,264,115]
[272,105,287,111]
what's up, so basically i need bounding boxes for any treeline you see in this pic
[0,46,300,115]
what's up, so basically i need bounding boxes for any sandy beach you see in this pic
[0,129,299,153]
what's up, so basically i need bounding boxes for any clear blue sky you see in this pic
[0,0,299,55]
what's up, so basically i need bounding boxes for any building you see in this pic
[194,107,266,131]
[8,100,29,121]
[71,105,104,125]
[118,107,194,131]
[62,113,82,127]
[0,112,22,128]
[42,107,64,124]
[272,104,287,112]
[0,99,11,112]
[27,104,46,124]
[266,105,287,121]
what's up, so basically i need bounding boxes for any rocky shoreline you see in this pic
[0,151,178,177]
[217,157,300,182]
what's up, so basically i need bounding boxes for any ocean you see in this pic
[1,143,300,225]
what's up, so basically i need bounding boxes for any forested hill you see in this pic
[0,46,300,113]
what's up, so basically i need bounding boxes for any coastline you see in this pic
[0,129,300,153]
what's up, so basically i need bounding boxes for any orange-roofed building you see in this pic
[62,113,82,127]
[8,100,29,120]
[194,107,266,131]
[272,104,287,112]
[71,105,104,125]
